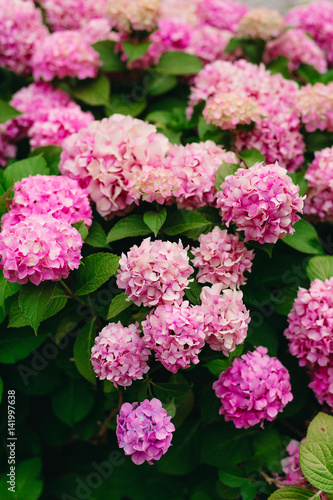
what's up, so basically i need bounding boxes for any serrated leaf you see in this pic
[204,359,230,376]
[51,379,95,427]
[106,215,152,243]
[237,149,265,168]
[72,221,88,240]
[219,467,247,487]
[216,161,240,190]
[164,209,212,236]
[306,412,333,445]
[155,52,203,75]
[74,252,119,296]
[0,99,21,123]
[42,289,68,322]
[268,487,316,500]
[19,282,56,334]
[73,320,97,384]
[0,271,21,308]
[283,219,325,255]
[70,75,110,106]
[85,221,109,248]
[122,41,152,63]
[299,441,333,493]
[143,208,167,237]
[307,256,333,282]
[3,155,49,190]
[92,40,125,72]
[107,292,132,320]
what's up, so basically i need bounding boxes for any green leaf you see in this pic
[74,252,119,296]
[299,441,333,493]
[19,282,57,334]
[0,377,3,404]
[147,73,178,96]
[0,327,48,363]
[3,155,49,190]
[164,209,212,236]
[163,399,176,418]
[85,221,109,248]
[266,56,291,79]
[289,170,308,197]
[154,52,203,75]
[307,256,333,282]
[122,41,152,63]
[106,214,152,243]
[92,40,125,71]
[306,412,333,445]
[283,219,325,255]
[268,486,316,500]
[0,457,43,500]
[198,115,226,143]
[0,271,21,308]
[143,208,167,237]
[0,99,21,123]
[70,75,110,106]
[297,63,321,84]
[42,287,68,322]
[240,482,258,500]
[106,94,147,118]
[73,320,97,384]
[29,145,62,175]
[215,161,240,190]
[305,131,333,153]
[204,359,230,376]
[107,292,132,320]
[153,382,190,402]
[237,149,265,168]
[225,38,243,53]
[72,220,88,240]
[185,280,202,305]
[219,466,247,487]
[52,379,95,427]
[251,429,283,471]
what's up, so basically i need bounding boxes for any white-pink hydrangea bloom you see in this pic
[236,7,285,41]
[160,0,199,27]
[203,91,261,130]
[213,346,293,429]
[308,358,333,409]
[196,0,248,32]
[295,83,333,133]
[191,226,254,287]
[2,174,92,227]
[142,301,205,373]
[38,0,107,31]
[280,440,307,486]
[200,284,250,354]
[284,278,333,368]
[0,214,82,285]
[0,0,48,75]
[90,321,150,388]
[116,399,175,465]
[165,141,240,209]
[59,114,170,217]
[117,238,193,307]
[126,164,182,205]
[304,147,333,222]
[107,0,161,33]
[32,30,101,81]
[216,162,304,244]
[264,29,327,74]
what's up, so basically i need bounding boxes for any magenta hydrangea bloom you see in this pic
[200,284,250,354]
[116,398,175,465]
[203,91,261,130]
[196,0,248,32]
[264,29,327,74]
[0,125,17,168]
[59,114,170,217]
[216,162,304,244]
[0,0,48,75]
[213,346,293,429]
[0,214,82,285]
[236,7,285,41]
[90,321,150,388]
[32,30,101,81]
[2,174,92,228]
[295,83,333,133]
[117,238,193,307]
[280,440,307,486]
[142,302,205,373]
[284,278,333,368]
[107,0,161,33]
[304,147,333,222]
[38,0,107,31]
[308,359,333,409]
[192,226,254,288]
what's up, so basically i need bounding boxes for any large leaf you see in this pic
[0,457,43,500]
[106,94,147,118]
[307,256,333,282]
[92,40,125,71]
[122,41,152,63]
[143,208,167,237]
[268,487,316,500]
[154,52,203,75]
[306,413,333,445]
[147,73,178,96]
[0,99,21,124]
[237,149,265,168]
[215,162,240,190]
[219,466,247,487]
[0,328,48,363]
[19,282,57,334]
[51,379,95,427]
[73,320,97,384]
[3,155,49,190]
[0,271,21,308]
[283,219,325,255]
[29,145,62,175]
[106,215,152,243]
[70,75,110,106]
[299,441,333,493]
[73,252,119,296]
[107,292,132,320]
[85,221,109,248]
[164,209,212,236]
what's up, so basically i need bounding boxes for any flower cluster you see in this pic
[216,162,304,244]
[117,238,193,307]
[38,0,107,31]
[213,346,293,429]
[91,322,150,388]
[203,91,261,130]
[200,284,250,355]
[107,0,161,33]
[236,7,285,41]
[116,399,175,465]
[142,302,205,373]
[308,359,333,409]
[304,147,333,222]
[196,0,248,32]
[126,164,182,205]
[280,440,307,486]
[295,83,333,133]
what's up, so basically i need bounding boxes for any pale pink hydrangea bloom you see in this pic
[2,174,92,227]
[203,91,261,130]
[200,284,250,354]
[213,346,293,429]
[116,399,175,465]
[59,114,170,217]
[264,29,327,74]
[32,30,101,81]
[236,8,285,41]
[0,125,17,168]
[196,0,248,32]
[38,0,107,31]
[165,141,239,210]
[0,0,48,75]
[117,238,193,307]
[126,164,182,205]
[187,25,236,64]
[142,301,205,373]
[160,0,200,27]
[90,321,150,388]
[304,147,333,222]
[79,18,114,45]
[107,0,161,33]
[284,278,333,368]
[191,226,254,288]
[286,1,333,65]
[308,358,333,409]
[0,213,82,285]
[295,83,333,133]
[280,440,307,486]
[216,162,304,244]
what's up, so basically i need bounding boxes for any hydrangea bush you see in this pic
[0,0,333,499]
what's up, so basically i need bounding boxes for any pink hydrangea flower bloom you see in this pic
[116,398,175,465]
[38,0,107,31]
[107,0,161,33]
[200,284,250,354]
[295,83,333,133]
[264,29,327,74]
[0,0,48,75]
[187,25,235,64]
[91,321,150,388]
[304,147,333,222]
[216,162,304,244]
[213,346,293,429]
[126,164,182,205]
[32,30,101,81]
[196,0,248,32]
[236,8,285,41]
[2,174,92,228]
[117,238,193,307]
[142,301,206,373]
[203,91,261,130]
[308,358,333,409]
[160,0,200,27]
[280,440,307,486]
[0,125,17,168]
[59,114,170,217]
[284,278,333,368]
[191,226,254,287]
[0,214,82,285]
